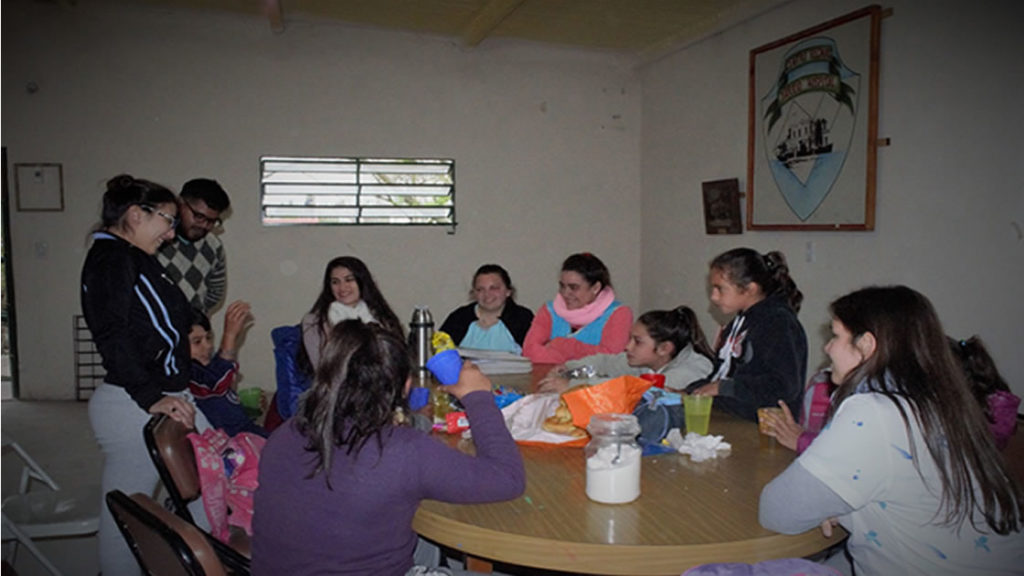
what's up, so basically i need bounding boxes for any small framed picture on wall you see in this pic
[15,163,64,212]
[702,178,742,235]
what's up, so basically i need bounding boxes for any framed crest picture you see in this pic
[747,5,881,230]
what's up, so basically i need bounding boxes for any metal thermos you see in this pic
[410,306,434,375]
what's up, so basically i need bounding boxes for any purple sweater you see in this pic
[251,390,525,576]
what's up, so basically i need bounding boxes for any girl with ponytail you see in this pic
[538,305,714,393]
[686,248,807,422]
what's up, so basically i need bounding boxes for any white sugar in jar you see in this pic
[585,413,642,504]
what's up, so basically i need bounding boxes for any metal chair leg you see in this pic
[1,515,64,576]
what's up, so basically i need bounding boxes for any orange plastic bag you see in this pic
[562,375,652,429]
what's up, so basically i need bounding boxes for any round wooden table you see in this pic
[413,372,846,575]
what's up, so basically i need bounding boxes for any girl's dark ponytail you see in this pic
[950,335,1010,401]
[638,305,713,360]
[710,248,802,313]
[295,320,410,487]
[674,305,715,360]
[763,251,802,313]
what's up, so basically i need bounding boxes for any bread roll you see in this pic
[542,395,586,437]
[542,418,587,437]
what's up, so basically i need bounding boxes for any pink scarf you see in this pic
[553,287,617,328]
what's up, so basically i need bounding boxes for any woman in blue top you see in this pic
[439,264,533,353]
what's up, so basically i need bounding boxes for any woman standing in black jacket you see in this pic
[82,174,210,575]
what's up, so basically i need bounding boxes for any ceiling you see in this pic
[121,0,792,61]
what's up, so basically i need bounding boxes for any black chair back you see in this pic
[142,415,252,574]
[106,490,227,576]
[144,414,201,523]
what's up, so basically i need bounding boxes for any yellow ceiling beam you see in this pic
[461,0,524,47]
[265,0,285,33]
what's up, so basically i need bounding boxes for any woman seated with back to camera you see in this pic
[522,252,633,364]
[439,264,534,353]
[253,320,525,576]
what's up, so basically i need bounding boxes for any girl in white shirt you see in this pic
[759,285,1023,576]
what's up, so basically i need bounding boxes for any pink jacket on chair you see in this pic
[188,428,265,543]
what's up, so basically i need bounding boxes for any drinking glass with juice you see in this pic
[683,395,713,435]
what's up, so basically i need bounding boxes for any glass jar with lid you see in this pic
[584,413,642,504]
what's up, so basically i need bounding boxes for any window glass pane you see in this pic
[260,156,455,226]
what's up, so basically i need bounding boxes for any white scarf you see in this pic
[328,300,376,326]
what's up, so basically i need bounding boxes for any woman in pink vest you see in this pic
[523,252,633,364]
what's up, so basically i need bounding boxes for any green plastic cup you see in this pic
[238,388,263,420]
[684,395,713,436]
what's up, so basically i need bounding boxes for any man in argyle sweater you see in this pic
[158,178,231,313]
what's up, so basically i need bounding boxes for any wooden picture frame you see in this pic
[747,5,881,230]
[14,163,65,212]
[702,178,743,235]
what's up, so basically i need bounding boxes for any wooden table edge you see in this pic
[414,505,847,575]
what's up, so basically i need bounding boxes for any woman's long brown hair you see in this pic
[829,286,1022,535]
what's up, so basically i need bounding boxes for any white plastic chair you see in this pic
[1,436,100,575]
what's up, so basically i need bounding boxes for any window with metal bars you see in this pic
[260,156,455,229]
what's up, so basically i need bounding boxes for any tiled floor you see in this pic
[2,399,101,576]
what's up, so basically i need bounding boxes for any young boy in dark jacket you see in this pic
[188,301,267,437]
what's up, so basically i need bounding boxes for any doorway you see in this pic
[2,147,19,399]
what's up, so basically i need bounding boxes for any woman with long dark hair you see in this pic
[760,286,1023,575]
[253,320,525,575]
[301,256,403,369]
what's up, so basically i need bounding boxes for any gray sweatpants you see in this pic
[89,383,211,576]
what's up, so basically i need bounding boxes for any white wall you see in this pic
[640,0,1024,397]
[6,0,1023,402]
[2,1,642,398]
